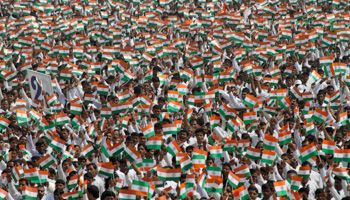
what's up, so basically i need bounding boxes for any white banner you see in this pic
[27,70,53,102]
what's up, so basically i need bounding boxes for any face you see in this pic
[20,137,27,144]
[139,135,146,144]
[56,183,65,190]
[1,100,9,111]
[262,189,272,200]
[38,187,45,198]
[249,189,258,200]
[19,180,28,191]
[138,145,146,157]
[196,131,204,143]
[10,139,18,149]
[86,166,97,177]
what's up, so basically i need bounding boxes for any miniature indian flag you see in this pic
[22,186,38,200]
[99,162,115,178]
[274,180,288,196]
[49,137,66,152]
[207,166,222,178]
[319,56,333,66]
[142,123,155,138]
[23,168,40,183]
[234,164,251,177]
[243,112,257,124]
[279,96,291,109]
[146,137,162,150]
[263,134,278,150]
[299,142,318,163]
[55,112,70,125]
[290,175,302,191]
[167,100,182,112]
[119,189,137,200]
[82,143,95,158]
[62,191,79,200]
[322,140,336,154]
[243,94,258,108]
[166,140,182,156]
[29,109,42,122]
[163,124,177,135]
[312,108,328,123]
[261,150,276,165]
[278,131,292,145]
[16,109,28,126]
[209,146,223,158]
[233,185,249,200]
[157,167,181,181]
[124,145,140,162]
[38,154,55,169]
[97,84,109,95]
[179,156,193,172]
[245,147,261,161]
[333,168,349,180]
[0,188,7,200]
[70,103,82,115]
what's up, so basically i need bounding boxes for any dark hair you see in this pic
[101,191,116,200]
[56,179,65,185]
[19,178,29,185]
[248,186,258,193]
[195,128,204,136]
[87,185,100,198]
[86,163,97,169]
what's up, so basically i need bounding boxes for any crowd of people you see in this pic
[0,0,350,199]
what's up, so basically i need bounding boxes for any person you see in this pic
[87,185,99,200]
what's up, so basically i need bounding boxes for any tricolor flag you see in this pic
[279,96,291,109]
[157,167,181,181]
[67,175,78,189]
[166,140,182,156]
[62,191,79,200]
[70,103,83,115]
[299,142,318,163]
[22,186,38,200]
[243,94,258,108]
[99,162,114,178]
[123,145,140,162]
[209,146,223,158]
[16,109,28,126]
[245,147,261,161]
[141,123,155,138]
[38,154,55,169]
[46,94,58,106]
[322,140,336,154]
[333,168,349,180]
[278,131,292,145]
[228,171,240,189]
[290,175,302,191]
[261,150,276,165]
[179,156,193,172]
[0,188,7,200]
[243,112,257,124]
[82,143,95,158]
[233,185,249,200]
[312,108,328,123]
[29,109,42,122]
[263,134,277,150]
[146,137,162,150]
[55,112,70,125]
[49,137,66,152]
[298,166,310,178]
[119,189,137,200]
[274,180,287,196]
[167,100,182,112]
[163,124,177,135]
[234,164,251,177]
[23,168,40,183]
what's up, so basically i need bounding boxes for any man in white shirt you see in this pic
[86,163,105,197]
